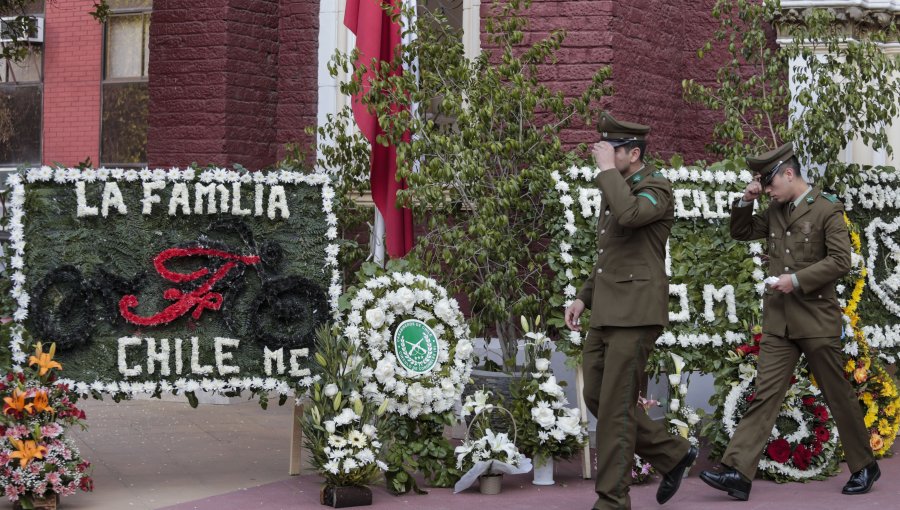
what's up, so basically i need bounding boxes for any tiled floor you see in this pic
[26,397,900,510]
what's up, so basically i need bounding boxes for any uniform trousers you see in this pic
[583,325,691,510]
[721,332,875,479]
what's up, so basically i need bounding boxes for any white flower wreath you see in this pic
[345,272,474,418]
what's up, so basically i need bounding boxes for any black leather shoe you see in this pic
[656,446,698,504]
[842,461,880,495]
[700,466,751,501]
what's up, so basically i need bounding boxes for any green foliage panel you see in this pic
[21,176,330,385]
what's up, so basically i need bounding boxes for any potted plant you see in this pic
[302,327,387,508]
[508,317,588,485]
[0,342,93,510]
[453,390,531,495]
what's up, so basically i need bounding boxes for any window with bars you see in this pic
[0,0,43,167]
[101,0,151,167]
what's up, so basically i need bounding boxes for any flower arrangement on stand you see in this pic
[663,353,701,453]
[1,342,93,509]
[453,390,531,495]
[706,328,841,482]
[508,317,587,485]
[302,327,386,508]
[840,214,900,456]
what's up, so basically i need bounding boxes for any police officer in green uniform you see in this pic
[700,142,880,500]
[565,113,697,510]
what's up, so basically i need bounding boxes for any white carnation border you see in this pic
[345,272,474,418]
[6,166,341,398]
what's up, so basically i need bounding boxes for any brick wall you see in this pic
[480,0,737,164]
[42,0,102,166]
[275,0,318,162]
[610,0,723,163]
[149,0,285,170]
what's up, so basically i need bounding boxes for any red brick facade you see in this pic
[42,0,102,167]
[487,0,726,164]
[39,0,739,170]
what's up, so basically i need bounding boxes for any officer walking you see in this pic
[565,112,697,510]
[700,142,879,500]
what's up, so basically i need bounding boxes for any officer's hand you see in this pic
[565,299,585,331]
[592,142,616,172]
[743,179,762,202]
[770,274,795,294]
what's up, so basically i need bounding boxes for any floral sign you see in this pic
[548,164,900,368]
[6,167,340,398]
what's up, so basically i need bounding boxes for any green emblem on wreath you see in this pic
[393,319,440,374]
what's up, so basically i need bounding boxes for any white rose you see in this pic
[557,415,582,436]
[365,308,386,329]
[441,379,456,397]
[667,373,681,387]
[669,399,680,412]
[455,339,473,359]
[362,424,377,438]
[679,384,688,396]
[373,358,395,383]
[688,412,700,426]
[535,358,551,372]
[539,376,565,399]
[324,384,339,397]
[324,420,336,434]
[395,288,416,311]
[434,298,454,322]
[407,383,427,406]
[531,407,557,429]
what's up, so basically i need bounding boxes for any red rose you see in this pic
[802,396,816,406]
[814,426,830,442]
[791,376,798,384]
[792,444,812,470]
[752,332,762,345]
[766,439,792,463]
[811,441,824,456]
[746,392,756,403]
[813,406,829,422]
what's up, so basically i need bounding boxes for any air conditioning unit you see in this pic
[0,16,44,44]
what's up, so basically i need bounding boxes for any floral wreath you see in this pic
[718,331,840,482]
[344,272,474,418]
[6,167,341,398]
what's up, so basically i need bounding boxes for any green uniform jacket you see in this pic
[730,187,850,338]
[576,164,674,327]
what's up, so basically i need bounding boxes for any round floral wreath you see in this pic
[343,272,474,418]
[720,340,840,482]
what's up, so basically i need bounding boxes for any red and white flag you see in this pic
[344,0,414,258]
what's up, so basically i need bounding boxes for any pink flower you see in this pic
[40,423,63,438]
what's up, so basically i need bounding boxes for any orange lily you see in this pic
[28,342,62,376]
[9,439,47,468]
[3,387,34,416]
[31,389,54,414]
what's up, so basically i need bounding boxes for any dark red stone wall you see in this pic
[275,0,319,162]
[148,0,316,170]
[482,0,734,164]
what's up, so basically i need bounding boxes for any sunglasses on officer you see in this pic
[761,160,786,186]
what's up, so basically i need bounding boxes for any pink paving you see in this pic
[158,448,900,510]
[57,398,899,510]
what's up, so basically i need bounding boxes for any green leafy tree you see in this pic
[318,0,610,369]
[683,0,899,189]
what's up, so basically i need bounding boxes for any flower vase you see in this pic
[319,485,372,508]
[479,473,503,495]
[532,456,555,485]
[14,493,58,510]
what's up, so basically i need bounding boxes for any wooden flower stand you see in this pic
[320,485,372,508]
